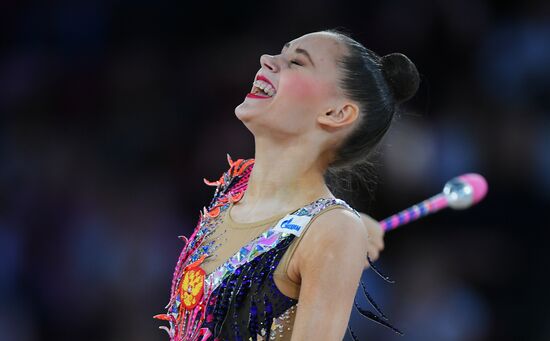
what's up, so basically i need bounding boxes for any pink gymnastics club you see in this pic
[379,173,488,231]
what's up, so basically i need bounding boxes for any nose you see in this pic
[260,54,279,73]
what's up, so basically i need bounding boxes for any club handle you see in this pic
[379,193,448,231]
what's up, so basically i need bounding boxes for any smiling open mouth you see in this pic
[247,76,276,99]
[250,80,275,97]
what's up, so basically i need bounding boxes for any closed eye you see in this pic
[291,59,303,66]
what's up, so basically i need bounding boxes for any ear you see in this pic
[317,102,360,129]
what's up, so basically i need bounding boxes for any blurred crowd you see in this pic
[0,1,548,340]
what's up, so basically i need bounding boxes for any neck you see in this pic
[239,135,334,211]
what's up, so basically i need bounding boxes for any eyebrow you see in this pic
[283,42,316,67]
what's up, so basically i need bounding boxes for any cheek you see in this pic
[279,74,332,101]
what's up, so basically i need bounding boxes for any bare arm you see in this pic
[359,212,385,267]
[290,209,369,341]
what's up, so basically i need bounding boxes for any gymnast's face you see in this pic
[235,32,353,139]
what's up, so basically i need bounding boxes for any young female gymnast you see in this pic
[155,29,420,340]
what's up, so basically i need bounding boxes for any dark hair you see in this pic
[322,28,420,204]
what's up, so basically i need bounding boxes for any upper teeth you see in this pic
[253,80,275,97]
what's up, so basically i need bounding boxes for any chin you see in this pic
[234,102,261,122]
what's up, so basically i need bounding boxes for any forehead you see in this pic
[285,32,345,66]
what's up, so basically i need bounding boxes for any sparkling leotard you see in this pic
[154,156,402,340]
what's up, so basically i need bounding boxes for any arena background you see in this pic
[1,1,549,340]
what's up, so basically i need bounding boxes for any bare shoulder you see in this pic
[312,207,366,241]
[297,207,369,263]
[289,207,372,340]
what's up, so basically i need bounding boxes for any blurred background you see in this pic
[1,0,549,340]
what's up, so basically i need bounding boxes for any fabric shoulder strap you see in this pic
[272,198,361,294]
[204,198,359,294]
[272,197,359,237]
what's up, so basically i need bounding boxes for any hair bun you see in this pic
[381,53,420,104]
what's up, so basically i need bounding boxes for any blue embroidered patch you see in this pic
[273,214,311,237]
